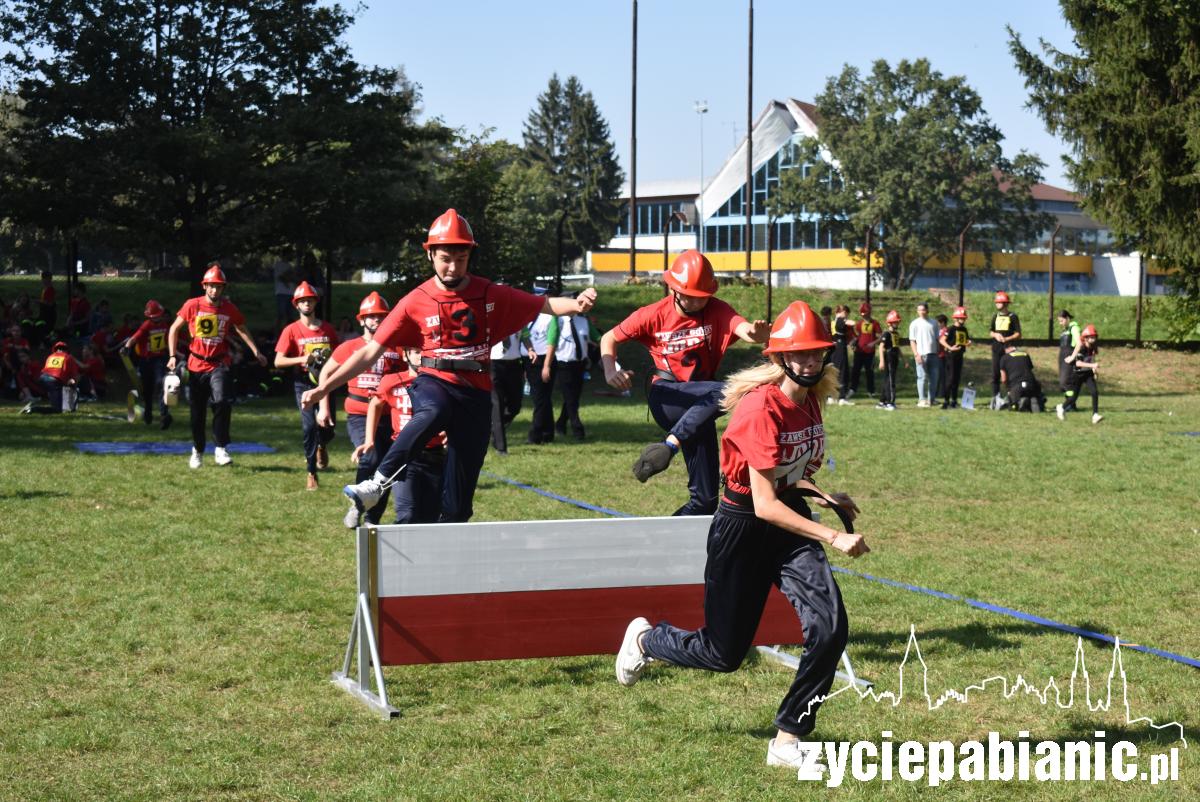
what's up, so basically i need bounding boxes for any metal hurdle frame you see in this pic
[333,519,871,720]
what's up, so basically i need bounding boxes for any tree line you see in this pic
[0,1,622,294]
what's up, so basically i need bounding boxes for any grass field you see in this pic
[1,280,1198,800]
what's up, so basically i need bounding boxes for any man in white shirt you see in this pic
[908,302,941,407]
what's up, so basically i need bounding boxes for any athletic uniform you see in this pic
[38,347,79,412]
[641,384,847,738]
[369,275,545,522]
[489,333,525,453]
[943,323,969,406]
[128,317,171,423]
[375,370,447,524]
[1065,342,1100,415]
[1058,320,1082,406]
[831,317,851,400]
[177,295,246,453]
[999,348,1043,410]
[878,328,901,407]
[990,309,1021,396]
[613,295,747,516]
[333,336,404,524]
[275,319,340,475]
[850,318,881,395]
[554,313,590,440]
[525,313,559,444]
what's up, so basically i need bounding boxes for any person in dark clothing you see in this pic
[849,302,881,398]
[940,306,971,408]
[830,304,853,405]
[876,310,902,410]
[1056,310,1082,411]
[489,331,527,455]
[1056,324,1103,424]
[989,291,1021,408]
[998,344,1044,412]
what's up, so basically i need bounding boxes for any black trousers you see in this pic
[990,343,1006,396]
[831,344,850,399]
[944,352,964,404]
[188,366,231,452]
[647,379,724,516]
[490,359,525,452]
[1065,371,1099,414]
[849,350,875,394]
[879,355,898,405]
[554,360,586,439]
[642,499,848,737]
[526,355,557,444]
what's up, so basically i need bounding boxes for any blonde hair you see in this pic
[721,357,840,412]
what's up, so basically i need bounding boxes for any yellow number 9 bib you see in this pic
[195,313,219,338]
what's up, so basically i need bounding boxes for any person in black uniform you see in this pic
[1056,324,1103,424]
[876,310,902,410]
[940,306,971,408]
[998,344,1044,412]
[1056,310,1082,412]
[989,291,1021,409]
[489,331,527,455]
[830,304,853,405]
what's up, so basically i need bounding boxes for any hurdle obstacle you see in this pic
[334,516,870,719]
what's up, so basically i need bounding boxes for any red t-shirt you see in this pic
[40,285,55,306]
[375,370,446,449]
[720,383,825,498]
[68,296,91,324]
[89,329,112,355]
[374,276,545,391]
[129,319,170,358]
[41,350,80,384]
[81,355,106,383]
[614,295,746,382]
[2,335,29,359]
[275,319,340,383]
[854,318,882,354]
[176,297,246,373]
[331,336,405,416]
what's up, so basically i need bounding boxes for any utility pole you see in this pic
[628,0,638,280]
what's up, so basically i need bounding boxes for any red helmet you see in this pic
[664,250,718,297]
[886,310,901,325]
[1081,324,1098,338]
[292,281,320,306]
[202,263,226,285]
[144,299,166,318]
[994,291,1010,305]
[952,306,967,320]
[762,301,834,354]
[52,340,69,351]
[423,208,477,251]
[859,302,872,315]
[357,291,390,320]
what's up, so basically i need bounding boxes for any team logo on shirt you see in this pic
[776,424,824,485]
[655,324,712,355]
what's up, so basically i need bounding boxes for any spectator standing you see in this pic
[37,272,56,342]
[489,330,527,455]
[940,307,971,408]
[988,291,1021,408]
[66,282,91,340]
[525,310,559,444]
[877,310,902,410]
[830,305,853,405]
[907,302,940,407]
[554,302,590,441]
[849,302,881,399]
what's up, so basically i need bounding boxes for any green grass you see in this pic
[1,284,1198,800]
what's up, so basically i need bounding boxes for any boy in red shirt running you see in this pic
[352,348,447,524]
[123,299,173,428]
[302,208,597,523]
[167,263,268,469]
[600,249,767,515]
[274,281,340,490]
[320,291,406,528]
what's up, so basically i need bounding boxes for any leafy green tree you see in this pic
[522,74,623,285]
[771,59,1050,289]
[1009,0,1200,333]
[0,0,437,288]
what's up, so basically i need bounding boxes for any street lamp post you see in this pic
[695,100,708,251]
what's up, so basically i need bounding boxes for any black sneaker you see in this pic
[633,442,674,482]
[160,413,173,430]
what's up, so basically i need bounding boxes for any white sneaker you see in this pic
[837,398,855,406]
[343,502,361,530]
[826,396,834,405]
[615,616,653,686]
[188,449,202,469]
[917,399,930,408]
[213,446,232,466]
[766,738,825,770]
[343,479,384,513]
[1055,404,1065,421]
[1092,413,1104,424]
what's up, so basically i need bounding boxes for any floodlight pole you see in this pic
[1047,223,1061,340]
[958,217,973,307]
[629,0,638,281]
[695,100,708,250]
[744,0,753,278]
[1136,249,1145,346]
[863,223,874,304]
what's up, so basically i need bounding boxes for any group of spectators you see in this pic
[819,293,1103,421]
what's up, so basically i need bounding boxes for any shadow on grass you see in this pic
[1,489,69,500]
[849,621,1047,660]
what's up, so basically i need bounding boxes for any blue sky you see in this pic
[344,1,1077,190]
